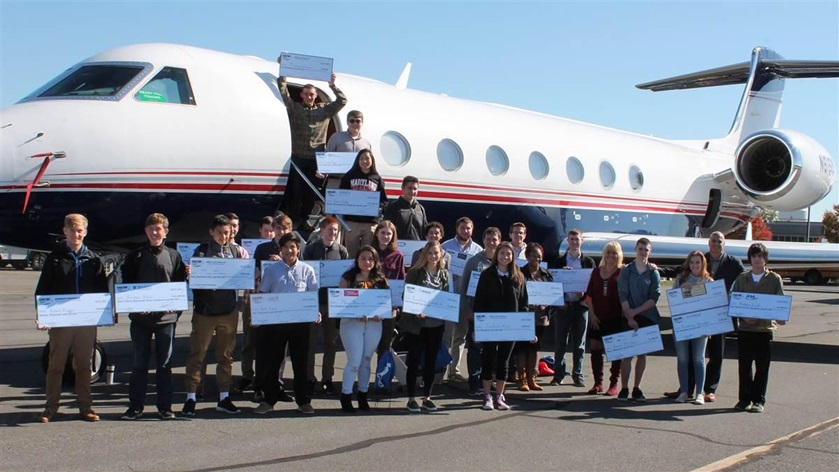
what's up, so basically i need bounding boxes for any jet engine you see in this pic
[733,129,835,211]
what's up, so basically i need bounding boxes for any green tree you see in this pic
[823,204,839,243]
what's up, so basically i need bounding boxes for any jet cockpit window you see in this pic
[31,62,152,102]
[135,67,196,105]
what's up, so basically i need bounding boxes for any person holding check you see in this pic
[36,213,108,423]
[731,243,785,414]
[399,241,450,413]
[616,237,661,402]
[254,233,320,415]
[120,213,187,420]
[337,246,390,413]
[339,149,388,258]
[583,241,624,396]
[517,243,552,392]
[473,242,529,411]
[672,251,714,405]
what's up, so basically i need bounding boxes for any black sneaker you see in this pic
[322,381,337,395]
[237,377,253,392]
[617,388,630,401]
[216,397,241,414]
[422,399,438,412]
[182,399,196,417]
[734,400,751,412]
[158,409,176,420]
[121,408,142,420]
[406,400,421,413]
[277,390,295,403]
[631,387,646,402]
[747,403,765,413]
[252,390,265,403]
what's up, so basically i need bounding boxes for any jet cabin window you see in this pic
[35,64,149,101]
[135,67,196,105]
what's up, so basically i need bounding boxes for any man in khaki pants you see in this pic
[36,213,108,423]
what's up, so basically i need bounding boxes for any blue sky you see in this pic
[2,0,837,220]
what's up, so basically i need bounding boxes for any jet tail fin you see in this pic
[636,47,839,146]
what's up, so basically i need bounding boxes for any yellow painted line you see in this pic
[692,416,839,472]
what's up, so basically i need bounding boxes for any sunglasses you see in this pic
[348,118,362,124]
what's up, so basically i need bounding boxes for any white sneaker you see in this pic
[693,395,705,405]
[495,394,510,410]
[675,392,688,403]
[481,394,494,410]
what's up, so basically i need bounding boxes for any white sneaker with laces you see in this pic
[495,394,510,410]
[481,394,494,410]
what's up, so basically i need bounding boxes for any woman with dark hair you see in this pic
[398,240,450,412]
[473,242,528,410]
[372,220,405,360]
[517,243,552,392]
[337,245,390,413]
[731,243,785,414]
[339,149,388,257]
[583,241,624,396]
[672,250,714,405]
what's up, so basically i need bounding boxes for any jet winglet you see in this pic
[395,62,412,90]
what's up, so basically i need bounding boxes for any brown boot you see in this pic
[526,351,542,391]
[516,367,529,391]
[515,352,529,391]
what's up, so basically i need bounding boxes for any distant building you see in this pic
[769,211,825,242]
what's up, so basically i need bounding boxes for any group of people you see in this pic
[35,209,786,422]
[35,72,786,422]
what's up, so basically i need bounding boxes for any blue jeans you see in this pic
[675,336,707,396]
[129,321,175,411]
[553,303,589,381]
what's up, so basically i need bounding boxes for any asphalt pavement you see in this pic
[0,268,836,471]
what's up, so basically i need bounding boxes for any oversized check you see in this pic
[177,242,200,264]
[446,250,471,278]
[465,270,481,297]
[114,282,189,313]
[671,306,734,341]
[526,281,566,306]
[189,258,255,290]
[316,152,356,174]
[402,284,461,322]
[242,238,271,256]
[250,291,319,325]
[728,292,792,321]
[319,259,355,287]
[602,325,663,362]
[388,279,405,307]
[474,312,535,342]
[548,268,593,293]
[325,189,380,217]
[397,240,428,262]
[36,293,114,328]
[278,52,334,82]
[666,280,729,316]
[328,288,393,318]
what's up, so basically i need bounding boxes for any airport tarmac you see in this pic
[0,268,837,472]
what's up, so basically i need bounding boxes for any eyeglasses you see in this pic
[348,118,362,124]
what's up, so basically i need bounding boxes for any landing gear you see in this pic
[41,340,108,384]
